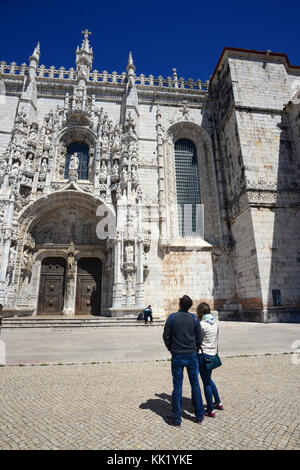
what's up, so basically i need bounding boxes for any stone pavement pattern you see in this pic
[2,321,300,365]
[0,355,299,450]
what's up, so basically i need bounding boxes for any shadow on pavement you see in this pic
[139,392,195,423]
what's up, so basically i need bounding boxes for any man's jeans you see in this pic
[197,353,221,412]
[144,313,153,323]
[171,353,204,424]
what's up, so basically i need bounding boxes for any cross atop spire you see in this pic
[82,29,91,40]
[76,29,93,84]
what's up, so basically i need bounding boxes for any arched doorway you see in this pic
[37,257,66,315]
[75,258,102,315]
[17,190,115,316]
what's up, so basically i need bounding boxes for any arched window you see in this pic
[64,142,89,180]
[174,138,201,236]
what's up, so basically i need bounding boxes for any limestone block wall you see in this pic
[218,111,245,213]
[160,249,235,314]
[236,111,282,185]
[224,52,300,315]
[139,104,157,140]
[143,221,163,312]
[229,57,294,109]
[286,100,300,160]
[251,206,300,308]
[138,168,158,203]
[230,208,263,312]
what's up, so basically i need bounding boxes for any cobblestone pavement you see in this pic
[0,354,299,450]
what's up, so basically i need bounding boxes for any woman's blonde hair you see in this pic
[196,302,211,320]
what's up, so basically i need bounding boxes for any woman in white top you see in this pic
[197,302,223,418]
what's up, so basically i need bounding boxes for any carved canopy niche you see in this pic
[56,127,96,182]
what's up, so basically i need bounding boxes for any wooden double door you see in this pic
[38,257,101,316]
[38,257,66,315]
[75,257,101,315]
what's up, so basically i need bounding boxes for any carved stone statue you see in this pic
[41,158,48,173]
[99,161,107,182]
[111,161,119,182]
[13,132,25,149]
[11,161,21,178]
[121,167,128,183]
[39,158,48,181]
[43,130,51,152]
[22,249,29,268]
[131,167,138,182]
[112,126,122,150]
[125,243,134,263]
[24,152,34,173]
[69,154,79,170]
[28,126,38,147]
[102,133,109,148]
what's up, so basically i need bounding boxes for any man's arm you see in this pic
[195,318,203,351]
[163,316,171,351]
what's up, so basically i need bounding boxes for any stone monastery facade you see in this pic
[0,31,299,322]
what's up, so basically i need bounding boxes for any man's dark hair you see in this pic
[179,295,193,312]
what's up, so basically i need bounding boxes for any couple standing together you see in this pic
[163,295,223,426]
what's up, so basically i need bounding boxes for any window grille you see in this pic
[174,139,201,236]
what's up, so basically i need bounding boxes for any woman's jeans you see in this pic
[171,353,204,424]
[197,353,221,412]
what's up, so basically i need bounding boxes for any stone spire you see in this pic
[122,50,139,137]
[18,42,40,120]
[75,29,93,86]
[126,51,136,88]
[28,42,40,82]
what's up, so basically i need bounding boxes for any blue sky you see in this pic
[1,0,299,81]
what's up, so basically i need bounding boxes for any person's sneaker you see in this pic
[205,410,216,418]
[213,403,224,410]
[165,416,181,427]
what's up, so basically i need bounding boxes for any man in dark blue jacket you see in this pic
[163,295,205,426]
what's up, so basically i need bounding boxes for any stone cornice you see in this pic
[227,186,300,221]
[216,103,284,134]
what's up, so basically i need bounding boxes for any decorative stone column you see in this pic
[62,242,78,316]
[156,105,167,243]
[31,259,42,316]
[0,197,15,304]
[111,234,123,310]
[135,235,145,307]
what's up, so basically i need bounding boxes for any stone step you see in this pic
[1,316,165,329]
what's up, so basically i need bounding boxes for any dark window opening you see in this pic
[174,138,201,236]
[272,290,282,307]
[64,141,89,180]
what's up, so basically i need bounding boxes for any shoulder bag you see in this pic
[200,324,222,371]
